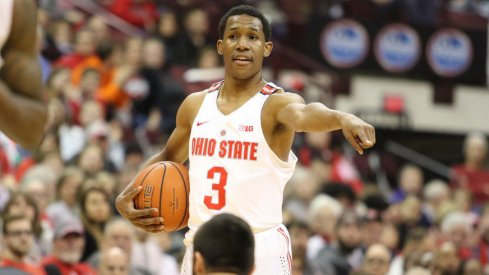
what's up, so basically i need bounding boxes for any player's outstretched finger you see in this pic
[136,223,165,233]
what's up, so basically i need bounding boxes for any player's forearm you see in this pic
[0,81,47,150]
[294,102,348,132]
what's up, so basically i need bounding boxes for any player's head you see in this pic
[218,5,271,42]
[217,5,273,80]
[193,213,255,275]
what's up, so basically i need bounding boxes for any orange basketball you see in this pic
[132,161,190,232]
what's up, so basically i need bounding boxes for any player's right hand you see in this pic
[115,184,165,233]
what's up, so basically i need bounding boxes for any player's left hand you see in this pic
[340,114,375,155]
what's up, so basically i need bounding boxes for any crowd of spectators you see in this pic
[0,0,488,275]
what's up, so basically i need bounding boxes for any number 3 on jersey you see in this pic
[204,166,228,210]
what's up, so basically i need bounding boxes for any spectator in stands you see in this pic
[131,228,179,275]
[78,185,112,261]
[451,132,489,206]
[422,179,451,225]
[41,216,96,275]
[87,217,157,275]
[311,210,364,274]
[361,243,391,275]
[176,8,213,66]
[284,164,321,222]
[306,194,343,261]
[3,192,47,264]
[431,241,463,275]
[0,215,46,275]
[287,220,312,274]
[98,247,130,275]
[155,9,180,67]
[441,211,475,260]
[390,164,424,204]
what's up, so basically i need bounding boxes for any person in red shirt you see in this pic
[0,215,46,275]
[41,216,96,275]
[451,132,489,206]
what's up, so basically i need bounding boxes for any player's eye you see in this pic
[249,35,258,40]
[228,34,237,39]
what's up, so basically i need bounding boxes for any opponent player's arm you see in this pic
[0,0,47,150]
[115,92,203,232]
[275,93,375,154]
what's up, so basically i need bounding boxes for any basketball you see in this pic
[132,161,190,232]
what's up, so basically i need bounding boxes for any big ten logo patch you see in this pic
[143,185,153,208]
[239,125,254,132]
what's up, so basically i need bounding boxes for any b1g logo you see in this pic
[427,28,473,77]
[375,24,421,73]
[320,19,369,69]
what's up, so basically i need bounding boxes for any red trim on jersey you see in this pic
[277,227,292,272]
[260,84,278,95]
[207,81,223,93]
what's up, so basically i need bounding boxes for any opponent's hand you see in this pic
[340,114,375,155]
[115,184,165,233]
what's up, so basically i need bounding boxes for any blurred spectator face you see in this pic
[84,189,111,223]
[362,244,391,275]
[158,11,178,38]
[59,170,84,206]
[5,195,36,223]
[142,39,165,69]
[432,242,460,275]
[288,223,310,256]
[124,38,143,67]
[22,179,50,211]
[399,165,423,195]
[80,69,101,99]
[74,29,96,56]
[47,68,71,97]
[104,221,133,256]
[453,189,471,212]
[52,20,72,47]
[464,133,488,166]
[400,196,421,225]
[88,16,109,42]
[54,233,85,264]
[337,221,362,252]
[184,9,209,36]
[3,217,34,259]
[99,247,129,275]
[79,100,104,127]
[78,145,104,176]
[312,206,337,237]
[379,224,399,252]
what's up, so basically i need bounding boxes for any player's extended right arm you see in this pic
[115,93,199,232]
[0,0,47,150]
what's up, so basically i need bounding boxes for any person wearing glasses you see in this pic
[0,215,46,275]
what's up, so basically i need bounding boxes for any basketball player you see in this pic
[0,0,47,150]
[116,5,375,274]
[193,213,254,275]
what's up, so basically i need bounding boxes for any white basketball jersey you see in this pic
[187,81,297,236]
[0,0,14,70]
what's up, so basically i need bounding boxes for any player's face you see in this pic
[217,15,272,80]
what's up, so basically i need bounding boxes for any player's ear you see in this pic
[193,252,206,274]
[264,41,273,57]
[217,40,223,55]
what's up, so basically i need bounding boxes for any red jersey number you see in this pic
[204,166,228,210]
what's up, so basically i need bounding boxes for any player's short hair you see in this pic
[194,213,254,275]
[218,5,271,41]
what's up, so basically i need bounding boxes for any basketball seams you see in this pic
[159,162,167,223]
[169,162,189,231]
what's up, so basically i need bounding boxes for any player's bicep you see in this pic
[275,93,307,131]
[1,0,43,100]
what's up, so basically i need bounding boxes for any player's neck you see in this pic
[220,75,265,99]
